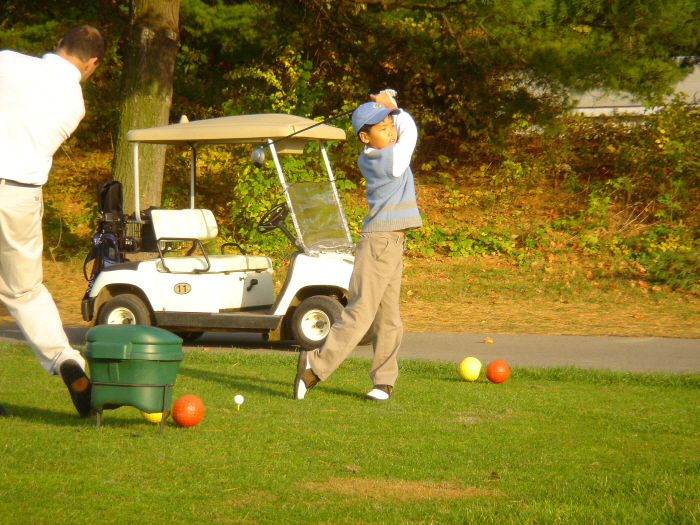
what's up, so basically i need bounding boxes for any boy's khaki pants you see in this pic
[0,182,85,375]
[308,231,405,387]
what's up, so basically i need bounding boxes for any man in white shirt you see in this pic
[0,25,104,417]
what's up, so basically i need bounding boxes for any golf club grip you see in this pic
[380,89,397,106]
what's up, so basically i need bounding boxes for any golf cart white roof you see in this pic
[125,114,346,153]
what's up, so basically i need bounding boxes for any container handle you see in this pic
[89,341,132,360]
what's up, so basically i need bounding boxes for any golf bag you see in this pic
[82,182,129,300]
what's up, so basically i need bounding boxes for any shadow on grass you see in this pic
[177,365,364,400]
[0,403,97,428]
[0,402,190,433]
[177,366,289,398]
[314,384,369,400]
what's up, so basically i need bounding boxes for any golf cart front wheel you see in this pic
[291,295,343,351]
[97,294,152,326]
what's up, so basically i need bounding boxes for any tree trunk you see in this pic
[111,0,180,215]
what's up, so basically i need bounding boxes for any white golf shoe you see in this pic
[294,350,320,400]
[365,384,393,401]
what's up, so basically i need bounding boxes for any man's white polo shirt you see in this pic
[0,51,85,185]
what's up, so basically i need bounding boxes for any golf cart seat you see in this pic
[151,208,219,241]
[153,254,273,273]
[150,209,272,273]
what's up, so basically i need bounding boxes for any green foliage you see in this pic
[307,0,699,144]
[623,224,700,291]
[563,99,700,219]
[6,0,700,146]
[174,0,279,115]
[644,250,700,291]
[6,0,700,295]
[42,196,96,259]
[406,221,523,261]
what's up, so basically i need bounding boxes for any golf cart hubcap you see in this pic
[106,307,136,324]
[301,309,331,341]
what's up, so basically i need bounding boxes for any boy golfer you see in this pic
[294,91,422,401]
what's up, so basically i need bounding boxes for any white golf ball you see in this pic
[234,395,244,405]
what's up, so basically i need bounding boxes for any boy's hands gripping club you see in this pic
[371,89,398,109]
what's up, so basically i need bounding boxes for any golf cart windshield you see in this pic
[285,181,354,253]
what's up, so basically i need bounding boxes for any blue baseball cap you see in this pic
[352,102,400,136]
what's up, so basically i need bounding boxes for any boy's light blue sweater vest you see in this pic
[358,145,423,233]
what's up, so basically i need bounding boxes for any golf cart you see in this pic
[81,113,365,350]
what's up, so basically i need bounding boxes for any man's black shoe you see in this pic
[59,360,93,418]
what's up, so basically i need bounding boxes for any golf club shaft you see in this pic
[259,107,356,150]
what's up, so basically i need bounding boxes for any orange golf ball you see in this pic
[486,359,510,384]
[171,394,204,427]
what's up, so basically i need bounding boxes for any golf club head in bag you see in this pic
[250,147,266,168]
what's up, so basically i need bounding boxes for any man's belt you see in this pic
[0,179,41,189]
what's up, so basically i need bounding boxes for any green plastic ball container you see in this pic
[84,325,184,413]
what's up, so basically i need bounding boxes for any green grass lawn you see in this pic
[1,343,699,524]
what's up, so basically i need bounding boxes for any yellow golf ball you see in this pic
[458,357,482,382]
[139,410,170,423]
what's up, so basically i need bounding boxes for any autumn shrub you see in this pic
[556,99,700,223]
[528,100,700,288]
[643,250,700,291]
[622,224,700,291]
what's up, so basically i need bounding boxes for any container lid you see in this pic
[84,325,184,361]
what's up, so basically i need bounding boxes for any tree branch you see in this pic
[440,13,474,67]
[305,0,381,63]
[479,21,529,66]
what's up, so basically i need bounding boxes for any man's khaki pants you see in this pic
[0,182,85,375]
[308,231,405,387]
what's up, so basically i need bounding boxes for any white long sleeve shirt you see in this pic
[0,51,85,185]
[362,109,418,178]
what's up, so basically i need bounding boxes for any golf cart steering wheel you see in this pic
[257,202,289,233]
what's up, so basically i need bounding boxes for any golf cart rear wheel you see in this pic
[97,294,152,326]
[291,295,343,351]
